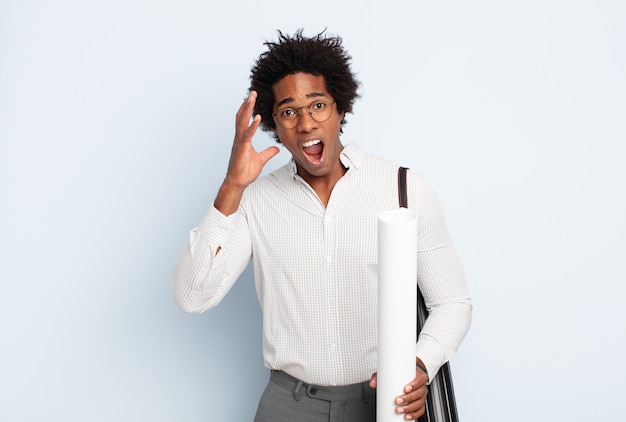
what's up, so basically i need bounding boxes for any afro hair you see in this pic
[249,29,361,142]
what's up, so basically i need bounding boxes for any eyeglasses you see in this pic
[272,100,336,129]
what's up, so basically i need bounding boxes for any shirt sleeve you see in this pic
[410,175,473,381]
[173,205,252,314]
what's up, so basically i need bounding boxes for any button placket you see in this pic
[323,210,339,381]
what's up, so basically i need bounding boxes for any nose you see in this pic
[296,109,317,132]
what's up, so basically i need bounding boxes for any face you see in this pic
[271,72,346,184]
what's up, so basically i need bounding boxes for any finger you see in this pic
[395,392,427,409]
[396,396,427,420]
[398,388,427,407]
[403,399,427,421]
[235,90,257,118]
[397,382,428,403]
[404,370,428,393]
[245,113,262,136]
[234,114,261,149]
[369,373,378,388]
[259,146,280,165]
[403,408,426,421]
[395,385,428,419]
[235,92,259,139]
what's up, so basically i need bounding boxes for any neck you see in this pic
[298,163,347,208]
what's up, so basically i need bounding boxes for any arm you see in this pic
[412,175,472,379]
[173,206,250,313]
[173,91,280,313]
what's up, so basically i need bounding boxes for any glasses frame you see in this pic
[272,100,336,129]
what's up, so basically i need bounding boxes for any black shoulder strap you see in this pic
[398,166,409,208]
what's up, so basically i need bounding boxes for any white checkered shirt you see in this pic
[174,142,472,386]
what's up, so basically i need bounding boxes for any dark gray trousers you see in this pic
[254,370,376,422]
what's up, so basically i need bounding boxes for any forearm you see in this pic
[415,298,472,380]
[414,239,472,380]
[214,179,247,216]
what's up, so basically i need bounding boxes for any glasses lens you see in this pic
[275,101,334,129]
[275,108,298,129]
[310,101,333,123]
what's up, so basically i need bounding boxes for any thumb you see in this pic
[259,146,280,164]
[369,373,378,389]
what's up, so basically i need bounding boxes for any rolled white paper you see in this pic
[377,208,418,421]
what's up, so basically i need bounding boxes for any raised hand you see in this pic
[215,91,280,215]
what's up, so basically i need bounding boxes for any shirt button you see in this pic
[326,256,332,263]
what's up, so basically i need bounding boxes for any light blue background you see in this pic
[2,1,625,421]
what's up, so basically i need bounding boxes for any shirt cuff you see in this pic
[415,335,447,383]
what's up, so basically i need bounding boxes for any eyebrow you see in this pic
[275,92,329,109]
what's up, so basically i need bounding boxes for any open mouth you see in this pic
[302,139,324,162]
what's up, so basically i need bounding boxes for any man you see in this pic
[174,29,472,421]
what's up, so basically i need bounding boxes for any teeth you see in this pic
[302,139,321,148]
